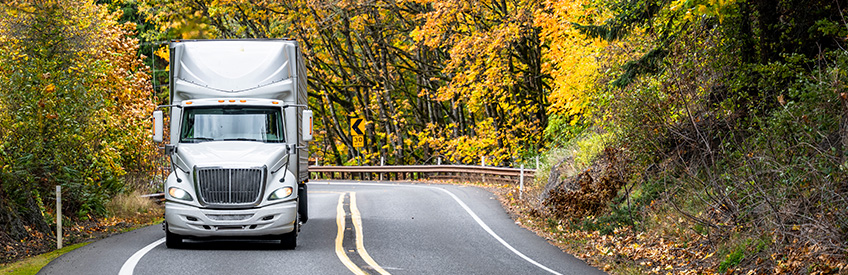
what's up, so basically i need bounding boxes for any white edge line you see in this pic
[437,188,564,275]
[319,181,563,275]
[119,238,165,275]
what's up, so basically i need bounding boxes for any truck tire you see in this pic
[279,231,297,250]
[278,214,299,249]
[165,224,184,249]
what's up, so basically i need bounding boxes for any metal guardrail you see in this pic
[309,165,535,184]
[142,165,537,199]
[141,192,165,202]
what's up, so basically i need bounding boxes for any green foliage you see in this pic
[573,0,666,42]
[596,1,848,267]
[718,248,744,273]
[573,206,634,235]
[544,115,587,148]
[716,236,771,273]
[573,176,664,235]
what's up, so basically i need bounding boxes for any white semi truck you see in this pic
[152,39,312,249]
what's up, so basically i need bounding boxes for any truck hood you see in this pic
[175,141,288,170]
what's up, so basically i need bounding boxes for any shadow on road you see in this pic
[173,239,289,250]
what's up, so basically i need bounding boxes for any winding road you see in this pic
[38,181,604,275]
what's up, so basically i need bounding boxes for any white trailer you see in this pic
[152,39,312,249]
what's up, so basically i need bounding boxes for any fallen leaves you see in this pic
[1,205,163,266]
[486,183,848,274]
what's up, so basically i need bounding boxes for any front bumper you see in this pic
[165,201,297,238]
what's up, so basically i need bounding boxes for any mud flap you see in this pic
[298,183,308,223]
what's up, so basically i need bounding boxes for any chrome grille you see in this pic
[196,167,264,205]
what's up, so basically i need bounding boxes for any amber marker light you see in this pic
[218,100,225,103]
[272,101,279,104]
[186,101,193,105]
[240,100,247,103]
[229,99,236,103]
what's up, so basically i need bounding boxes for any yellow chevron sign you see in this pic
[349,117,366,136]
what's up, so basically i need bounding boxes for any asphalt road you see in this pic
[39,181,604,275]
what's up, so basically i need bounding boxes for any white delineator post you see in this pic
[519,164,525,200]
[56,185,62,249]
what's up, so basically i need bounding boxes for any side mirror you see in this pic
[302,110,313,142]
[153,110,164,143]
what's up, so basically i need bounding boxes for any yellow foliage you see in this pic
[534,0,609,122]
[154,46,169,63]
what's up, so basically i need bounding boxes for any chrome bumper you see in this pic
[165,201,297,238]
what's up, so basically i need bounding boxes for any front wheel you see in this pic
[278,230,297,250]
[165,224,184,249]
[278,213,299,249]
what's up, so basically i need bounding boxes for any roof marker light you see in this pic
[240,100,247,103]
[218,100,225,103]
[186,101,193,105]
[229,100,236,103]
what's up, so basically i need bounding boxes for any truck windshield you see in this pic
[180,106,285,143]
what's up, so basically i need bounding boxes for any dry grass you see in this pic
[105,191,163,222]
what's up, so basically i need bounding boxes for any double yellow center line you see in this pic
[334,192,390,275]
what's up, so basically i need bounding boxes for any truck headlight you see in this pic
[168,187,193,201]
[269,187,293,200]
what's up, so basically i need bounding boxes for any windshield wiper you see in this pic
[184,137,215,142]
[224,138,259,141]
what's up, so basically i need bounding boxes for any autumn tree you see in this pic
[410,0,548,164]
[0,0,156,244]
[532,0,609,144]
[137,0,551,166]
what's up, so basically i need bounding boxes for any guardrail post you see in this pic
[56,185,62,249]
[535,156,539,169]
[481,156,486,183]
[437,157,441,165]
[519,164,524,200]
